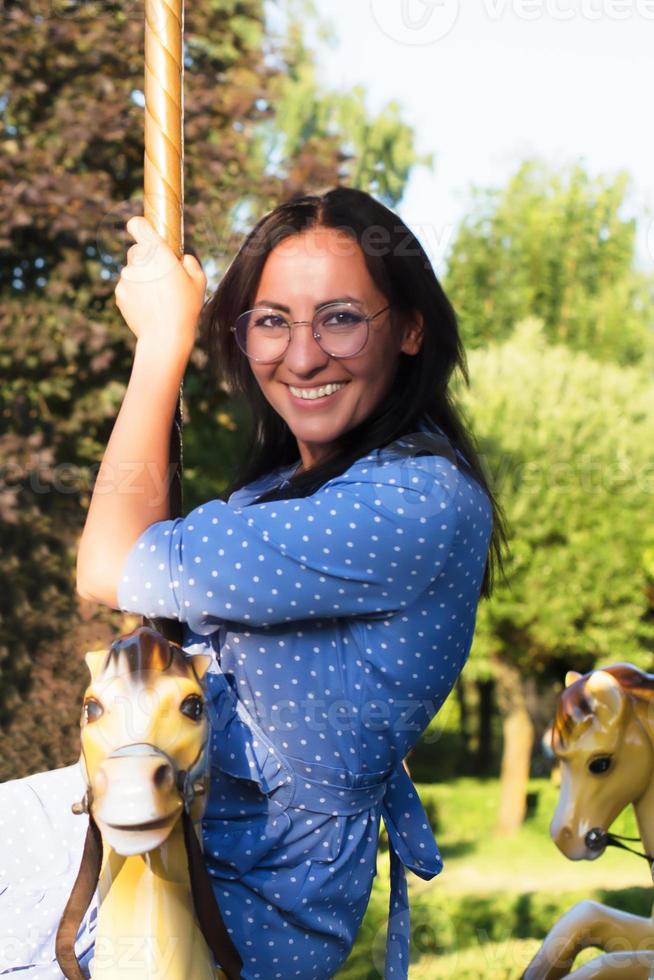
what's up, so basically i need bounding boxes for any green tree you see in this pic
[455,318,654,833]
[0,0,421,778]
[262,12,432,206]
[444,159,654,368]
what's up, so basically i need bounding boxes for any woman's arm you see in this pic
[76,217,206,607]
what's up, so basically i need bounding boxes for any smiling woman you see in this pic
[206,188,505,537]
[0,187,506,980]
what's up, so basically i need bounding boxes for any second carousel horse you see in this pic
[523,665,654,979]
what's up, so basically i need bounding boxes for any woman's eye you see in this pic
[83,699,104,724]
[180,695,204,721]
[588,755,612,775]
[321,310,362,328]
[254,314,286,330]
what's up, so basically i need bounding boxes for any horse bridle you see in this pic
[55,737,243,980]
[585,827,654,870]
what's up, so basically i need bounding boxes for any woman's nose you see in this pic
[282,322,331,373]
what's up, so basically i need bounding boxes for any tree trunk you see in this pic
[495,658,535,836]
[475,679,495,776]
[455,676,472,770]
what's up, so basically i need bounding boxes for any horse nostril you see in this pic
[153,763,174,791]
[552,823,571,844]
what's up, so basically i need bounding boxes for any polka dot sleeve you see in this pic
[116,454,461,631]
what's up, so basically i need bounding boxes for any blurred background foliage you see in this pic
[444,159,654,369]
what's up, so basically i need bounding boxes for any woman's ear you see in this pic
[400,311,424,356]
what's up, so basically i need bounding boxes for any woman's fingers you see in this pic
[182,253,207,288]
[121,216,178,281]
[121,217,205,292]
[125,215,161,245]
[114,216,205,349]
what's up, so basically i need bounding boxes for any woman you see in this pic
[1,188,504,979]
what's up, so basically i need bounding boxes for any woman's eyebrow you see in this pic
[254,296,362,312]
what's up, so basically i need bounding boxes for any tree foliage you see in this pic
[458,317,654,678]
[444,159,654,368]
[0,0,420,778]
[262,13,432,206]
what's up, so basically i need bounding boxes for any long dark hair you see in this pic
[202,187,508,598]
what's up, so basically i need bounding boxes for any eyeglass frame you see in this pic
[230,301,392,363]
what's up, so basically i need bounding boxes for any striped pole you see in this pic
[143,0,184,639]
[144,0,184,258]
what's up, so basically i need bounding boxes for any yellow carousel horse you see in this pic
[524,665,654,980]
[55,626,241,980]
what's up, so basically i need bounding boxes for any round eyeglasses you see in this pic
[230,302,391,363]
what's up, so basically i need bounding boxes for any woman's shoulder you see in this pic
[356,418,466,476]
[346,419,490,520]
[226,462,298,508]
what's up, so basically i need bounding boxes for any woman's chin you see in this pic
[285,416,347,452]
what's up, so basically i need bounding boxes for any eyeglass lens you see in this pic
[234,304,370,362]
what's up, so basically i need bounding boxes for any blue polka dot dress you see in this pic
[0,423,492,979]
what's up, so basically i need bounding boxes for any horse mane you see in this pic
[553,663,654,749]
[101,626,190,679]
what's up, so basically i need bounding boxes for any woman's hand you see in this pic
[114,216,207,360]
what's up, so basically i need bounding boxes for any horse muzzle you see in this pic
[90,743,183,855]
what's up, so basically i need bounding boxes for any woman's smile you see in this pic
[286,380,350,405]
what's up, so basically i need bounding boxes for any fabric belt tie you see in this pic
[283,760,443,979]
[204,675,443,979]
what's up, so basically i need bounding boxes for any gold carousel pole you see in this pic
[144,0,184,638]
[144,0,184,258]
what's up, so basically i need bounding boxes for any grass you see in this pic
[422,777,648,893]
[335,778,652,979]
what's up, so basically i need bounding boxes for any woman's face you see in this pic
[248,226,423,471]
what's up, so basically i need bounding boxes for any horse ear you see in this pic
[190,654,213,681]
[584,670,625,729]
[565,670,582,688]
[84,649,108,681]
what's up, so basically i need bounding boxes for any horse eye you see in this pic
[83,698,104,724]
[588,755,612,775]
[180,695,204,721]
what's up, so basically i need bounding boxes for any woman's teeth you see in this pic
[289,382,347,400]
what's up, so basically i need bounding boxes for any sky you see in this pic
[308,0,654,273]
